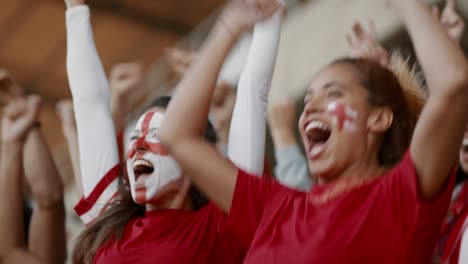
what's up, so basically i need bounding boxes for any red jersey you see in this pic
[437,181,468,263]
[226,151,454,263]
[75,168,242,264]
[93,204,238,264]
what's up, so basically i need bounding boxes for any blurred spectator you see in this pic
[0,93,66,264]
[268,99,310,190]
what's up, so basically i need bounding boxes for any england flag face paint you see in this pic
[326,101,358,132]
[126,110,182,204]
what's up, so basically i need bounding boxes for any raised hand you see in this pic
[1,95,41,143]
[109,62,144,110]
[432,0,465,43]
[166,48,197,78]
[0,69,24,107]
[109,62,144,131]
[347,21,389,67]
[110,62,144,100]
[220,0,284,36]
[64,0,85,8]
[268,98,298,149]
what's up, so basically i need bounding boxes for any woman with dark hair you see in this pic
[159,0,468,263]
[64,0,283,263]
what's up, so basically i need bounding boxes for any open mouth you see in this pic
[305,120,332,159]
[133,159,155,179]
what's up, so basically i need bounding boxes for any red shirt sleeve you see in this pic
[224,169,284,253]
[74,165,120,225]
[382,150,455,261]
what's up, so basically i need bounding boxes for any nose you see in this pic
[303,98,324,116]
[134,137,149,152]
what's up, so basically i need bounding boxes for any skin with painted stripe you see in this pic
[127,108,184,205]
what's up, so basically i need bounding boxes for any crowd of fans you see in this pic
[0,0,467,263]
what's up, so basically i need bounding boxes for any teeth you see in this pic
[133,159,154,169]
[463,138,468,147]
[306,120,330,132]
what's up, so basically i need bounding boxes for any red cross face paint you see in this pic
[126,110,182,204]
[326,102,359,132]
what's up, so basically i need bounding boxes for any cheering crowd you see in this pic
[0,0,468,263]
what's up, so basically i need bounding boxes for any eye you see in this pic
[129,131,141,141]
[147,128,159,138]
[327,89,344,98]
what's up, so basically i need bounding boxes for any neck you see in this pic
[317,148,386,185]
[145,191,193,212]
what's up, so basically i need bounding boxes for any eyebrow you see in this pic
[306,81,346,95]
[323,81,346,90]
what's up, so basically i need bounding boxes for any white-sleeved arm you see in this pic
[459,222,468,263]
[227,11,282,175]
[66,6,119,204]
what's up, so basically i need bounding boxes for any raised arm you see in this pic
[56,100,83,196]
[389,0,468,198]
[65,1,120,198]
[268,99,311,190]
[0,96,40,263]
[160,0,283,212]
[227,10,282,175]
[23,103,66,264]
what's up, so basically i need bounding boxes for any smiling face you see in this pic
[126,108,184,204]
[460,125,468,173]
[298,63,387,182]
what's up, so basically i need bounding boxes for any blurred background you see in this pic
[0,0,467,166]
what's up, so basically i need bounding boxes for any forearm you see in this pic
[66,5,120,197]
[228,12,282,175]
[4,249,44,264]
[393,0,468,198]
[271,128,298,150]
[392,0,468,95]
[161,22,239,144]
[0,143,25,260]
[23,129,63,208]
[111,108,127,135]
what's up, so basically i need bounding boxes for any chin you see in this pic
[308,163,333,182]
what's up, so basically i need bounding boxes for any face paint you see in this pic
[126,111,183,204]
[327,102,358,132]
[127,153,182,204]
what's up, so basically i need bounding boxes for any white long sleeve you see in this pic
[459,221,468,263]
[66,6,119,198]
[227,12,282,175]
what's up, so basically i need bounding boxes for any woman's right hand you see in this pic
[220,0,284,37]
[64,0,85,9]
[1,96,41,144]
[432,0,465,44]
[347,21,389,67]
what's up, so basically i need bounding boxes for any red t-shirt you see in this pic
[75,167,242,264]
[227,151,454,263]
[93,204,240,264]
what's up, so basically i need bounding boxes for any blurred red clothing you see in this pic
[437,179,468,263]
[94,203,240,264]
[227,150,454,263]
[75,168,242,264]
